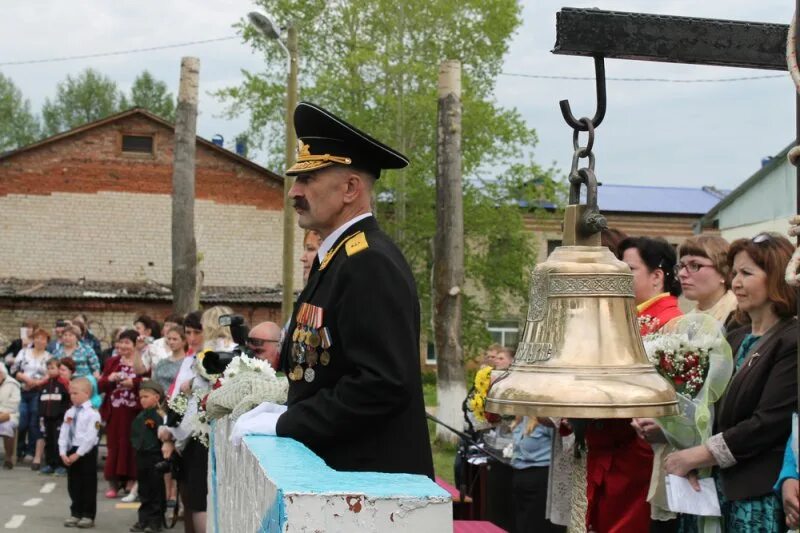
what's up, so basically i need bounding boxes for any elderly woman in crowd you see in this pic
[0,363,21,470]
[677,235,738,328]
[666,233,797,532]
[98,329,143,499]
[11,327,51,468]
[54,324,100,379]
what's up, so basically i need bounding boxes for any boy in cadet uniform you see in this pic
[59,377,100,529]
[39,357,70,475]
[130,380,166,533]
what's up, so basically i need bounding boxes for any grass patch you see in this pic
[423,382,437,406]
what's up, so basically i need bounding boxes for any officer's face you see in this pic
[289,167,347,234]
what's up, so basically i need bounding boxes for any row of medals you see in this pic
[290,303,332,383]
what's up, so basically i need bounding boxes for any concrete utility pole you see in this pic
[171,57,199,315]
[282,23,299,323]
[433,59,466,444]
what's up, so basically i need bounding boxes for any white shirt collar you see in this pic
[317,213,373,262]
[77,399,93,410]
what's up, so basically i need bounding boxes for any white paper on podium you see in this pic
[665,475,721,517]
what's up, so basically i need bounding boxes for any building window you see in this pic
[426,342,436,364]
[122,134,154,154]
[487,320,520,348]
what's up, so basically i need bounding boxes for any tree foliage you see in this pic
[121,70,176,122]
[217,0,563,357]
[42,68,121,136]
[0,72,40,151]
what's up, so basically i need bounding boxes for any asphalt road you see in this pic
[0,451,140,532]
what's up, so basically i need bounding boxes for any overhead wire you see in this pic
[0,36,790,84]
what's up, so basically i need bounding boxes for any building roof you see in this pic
[0,108,285,186]
[700,142,794,227]
[0,278,283,304]
[586,184,726,215]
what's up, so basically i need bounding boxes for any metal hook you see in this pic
[559,56,607,131]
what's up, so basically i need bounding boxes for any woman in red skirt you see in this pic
[98,329,143,498]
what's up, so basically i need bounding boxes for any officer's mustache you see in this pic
[293,199,309,210]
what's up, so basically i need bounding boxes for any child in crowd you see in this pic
[38,358,70,475]
[59,357,76,383]
[59,377,100,529]
[130,380,167,533]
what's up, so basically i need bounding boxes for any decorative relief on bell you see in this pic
[547,273,634,297]
[515,342,554,363]
[527,269,548,322]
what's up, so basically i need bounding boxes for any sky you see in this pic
[0,0,796,191]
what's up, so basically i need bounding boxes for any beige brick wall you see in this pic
[0,191,304,287]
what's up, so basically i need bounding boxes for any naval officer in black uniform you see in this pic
[231,102,434,478]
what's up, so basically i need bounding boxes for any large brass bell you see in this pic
[486,169,678,419]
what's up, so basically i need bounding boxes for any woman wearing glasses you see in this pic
[665,233,797,532]
[677,235,738,329]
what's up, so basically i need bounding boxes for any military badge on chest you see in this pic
[290,302,333,382]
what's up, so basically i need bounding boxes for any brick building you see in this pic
[0,108,300,349]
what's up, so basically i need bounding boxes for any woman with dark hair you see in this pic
[666,233,797,532]
[98,329,143,499]
[582,236,683,533]
[618,236,683,335]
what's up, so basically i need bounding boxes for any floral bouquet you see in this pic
[204,354,288,422]
[642,314,733,448]
[642,314,733,524]
[643,328,714,399]
[467,366,494,426]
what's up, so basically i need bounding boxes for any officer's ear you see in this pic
[341,169,372,206]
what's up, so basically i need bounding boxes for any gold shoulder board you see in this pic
[345,232,369,256]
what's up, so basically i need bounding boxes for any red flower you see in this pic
[144,419,156,429]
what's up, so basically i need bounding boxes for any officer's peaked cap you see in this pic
[286,102,408,178]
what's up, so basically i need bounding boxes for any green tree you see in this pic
[121,70,176,122]
[218,0,563,356]
[0,72,40,151]
[42,68,121,135]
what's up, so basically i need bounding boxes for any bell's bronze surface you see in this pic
[486,170,678,418]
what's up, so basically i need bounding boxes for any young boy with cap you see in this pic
[59,377,100,528]
[130,380,166,533]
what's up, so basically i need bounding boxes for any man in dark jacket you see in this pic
[231,102,433,478]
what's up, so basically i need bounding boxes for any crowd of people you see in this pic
[463,230,799,533]
[0,306,289,531]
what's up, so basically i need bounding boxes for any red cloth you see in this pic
[585,420,653,532]
[583,294,683,532]
[637,294,682,336]
[98,356,142,481]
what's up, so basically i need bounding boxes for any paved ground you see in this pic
[0,451,140,532]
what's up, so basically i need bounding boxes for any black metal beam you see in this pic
[554,8,789,71]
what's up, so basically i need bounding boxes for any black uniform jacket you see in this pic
[715,317,797,500]
[276,216,434,478]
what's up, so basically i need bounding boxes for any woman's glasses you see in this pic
[673,262,714,276]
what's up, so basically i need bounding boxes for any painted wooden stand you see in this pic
[209,417,452,532]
